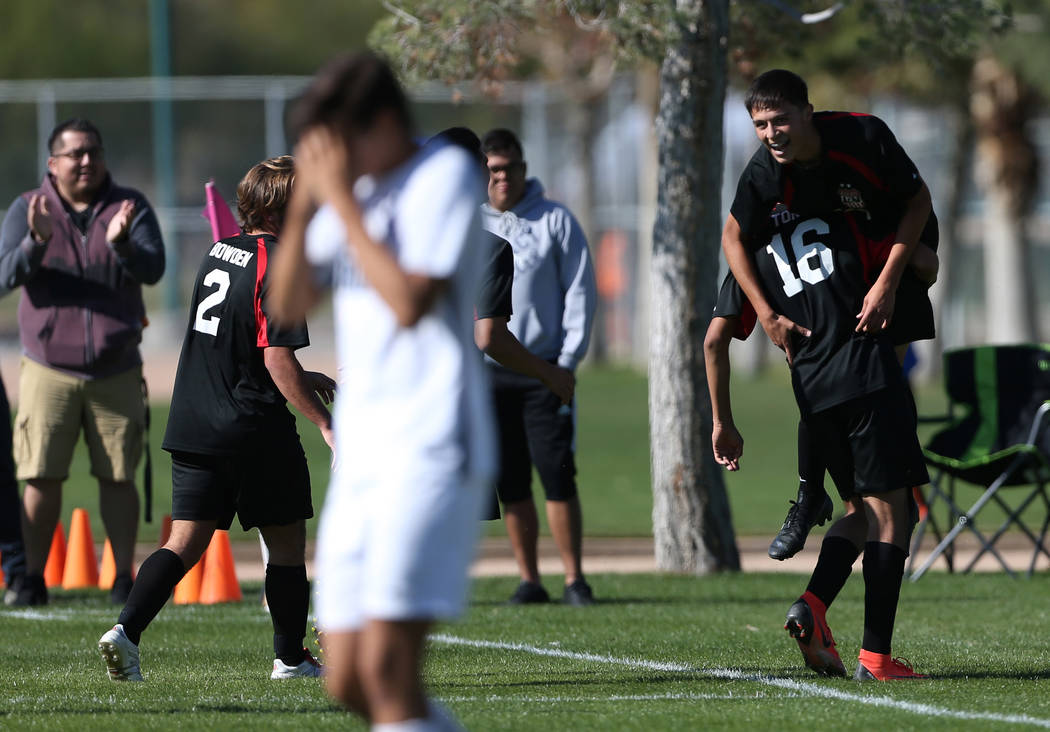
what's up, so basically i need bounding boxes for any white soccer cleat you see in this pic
[98,624,143,682]
[271,648,323,679]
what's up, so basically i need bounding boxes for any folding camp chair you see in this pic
[908,344,1050,581]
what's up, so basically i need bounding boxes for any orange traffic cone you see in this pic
[62,508,99,589]
[173,551,206,605]
[158,514,172,547]
[98,539,118,590]
[198,530,242,604]
[44,522,67,588]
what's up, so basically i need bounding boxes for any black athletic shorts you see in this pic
[169,435,313,531]
[885,268,935,345]
[806,386,929,500]
[489,365,577,504]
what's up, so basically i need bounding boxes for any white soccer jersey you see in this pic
[306,141,495,629]
[305,142,495,487]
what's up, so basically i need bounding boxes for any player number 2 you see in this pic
[192,269,231,336]
[765,217,834,297]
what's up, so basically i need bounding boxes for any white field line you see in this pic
[443,692,781,703]
[432,634,1050,729]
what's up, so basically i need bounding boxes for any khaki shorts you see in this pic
[14,358,145,483]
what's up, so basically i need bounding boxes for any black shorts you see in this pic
[807,386,929,500]
[169,436,313,531]
[885,268,934,345]
[490,365,577,504]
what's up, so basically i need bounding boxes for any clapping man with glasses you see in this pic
[0,118,165,606]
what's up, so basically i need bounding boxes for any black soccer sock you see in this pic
[117,548,187,646]
[861,541,908,654]
[796,420,828,501]
[804,535,861,609]
[266,563,310,666]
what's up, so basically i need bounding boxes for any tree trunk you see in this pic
[926,98,973,372]
[971,55,1039,344]
[649,0,739,574]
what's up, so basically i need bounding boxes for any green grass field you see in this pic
[3,571,1050,730]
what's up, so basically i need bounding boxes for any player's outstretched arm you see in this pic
[263,346,335,450]
[475,316,575,404]
[856,182,933,334]
[704,315,743,471]
[722,213,810,365]
[270,185,322,325]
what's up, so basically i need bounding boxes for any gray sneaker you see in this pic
[98,624,143,682]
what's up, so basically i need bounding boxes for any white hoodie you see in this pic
[480,178,596,370]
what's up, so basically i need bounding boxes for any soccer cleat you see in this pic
[768,490,834,560]
[854,650,927,681]
[562,578,595,606]
[98,624,143,681]
[271,648,323,679]
[784,592,846,677]
[3,574,25,607]
[507,580,550,605]
[7,574,47,607]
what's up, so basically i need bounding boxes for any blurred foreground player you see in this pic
[269,53,495,730]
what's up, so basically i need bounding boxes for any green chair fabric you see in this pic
[909,344,1050,580]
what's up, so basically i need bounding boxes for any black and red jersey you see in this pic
[730,111,938,252]
[717,211,904,416]
[163,233,309,455]
[475,231,514,321]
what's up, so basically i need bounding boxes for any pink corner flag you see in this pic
[202,180,240,241]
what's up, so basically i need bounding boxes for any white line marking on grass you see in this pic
[443,692,781,703]
[432,634,1050,729]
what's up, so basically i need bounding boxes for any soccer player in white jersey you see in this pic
[268,52,494,731]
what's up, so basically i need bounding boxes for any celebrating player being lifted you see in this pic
[97,156,335,682]
[721,69,937,681]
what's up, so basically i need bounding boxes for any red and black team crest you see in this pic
[770,201,800,228]
[836,183,870,220]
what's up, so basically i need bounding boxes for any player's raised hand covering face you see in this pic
[750,102,818,166]
[294,126,352,206]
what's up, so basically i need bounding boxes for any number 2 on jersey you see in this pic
[192,269,231,336]
[765,217,834,296]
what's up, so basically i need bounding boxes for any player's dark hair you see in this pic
[236,155,295,234]
[48,118,103,153]
[289,51,412,139]
[433,126,486,168]
[481,128,524,159]
[745,70,809,113]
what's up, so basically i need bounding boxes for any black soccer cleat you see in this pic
[562,578,595,607]
[507,580,550,605]
[7,573,48,607]
[768,490,834,561]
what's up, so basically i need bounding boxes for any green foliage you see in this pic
[0,1,386,79]
[729,0,1010,101]
[4,572,1050,729]
[368,1,676,87]
[986,0,1050,98]
[0,1,151,78]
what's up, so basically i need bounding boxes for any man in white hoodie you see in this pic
[481,128,597,606]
